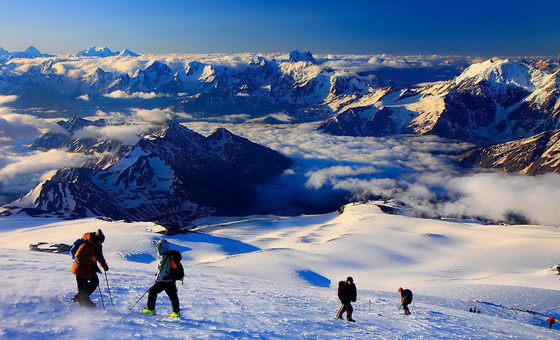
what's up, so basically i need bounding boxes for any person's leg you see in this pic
[146,282,165,311]
[164,282,180,313]
[85,273,99,297]
[402,302,410,314]
[336,304,345,318]
[75,275,97,307]
[346,302,355,322]
[75,276,87,302]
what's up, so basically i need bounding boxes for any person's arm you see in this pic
[95,245,109,271]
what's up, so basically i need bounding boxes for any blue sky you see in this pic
[0,0,558,56]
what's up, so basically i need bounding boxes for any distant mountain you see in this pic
[76,46,119,57]
[13,119,292,230]
[458,129,560,175]
[0,46,55,59]
[118,49,140,57]
[0,50,385,120]
[319,59,560,145]
[288,50,317,64]
[31,117,130,169]
[2,51,559,173]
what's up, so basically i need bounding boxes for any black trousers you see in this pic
[402,301,410,312]
[337,301,353,320]
[76,273,99,299]
[147,281,180,313]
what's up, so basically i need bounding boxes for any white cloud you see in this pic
[132,108,173,122]
[185,122,560,225]
[0,95,18,105]
[0,149,91,180]
[438,173,560,226]
[104,90,162,99]
[71,125,145,145]
[305,166,378,189]
[0,149,93,199]
[0,111,55,143]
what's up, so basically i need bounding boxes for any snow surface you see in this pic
[0,202,559,339]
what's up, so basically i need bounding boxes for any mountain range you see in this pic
[316,59,560,173]
[0,46,55,59]
[76,46,139,57]
[318,59,560,144]
[10,119,292,231]
[1,49,559,174]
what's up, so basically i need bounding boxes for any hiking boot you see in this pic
[169,311,180,318]
[84,300,97,308]
[74,293,96,308]
[347,318,356,322]
[142,308,156,315]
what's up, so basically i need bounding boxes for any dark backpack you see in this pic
[403,289,413,303]
[168,249,184,281]
[69,238,85,259]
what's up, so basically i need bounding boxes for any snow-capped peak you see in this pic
[119,48,140,57]
[454,59,544,91]
[76,46,118,57]
[288,50,317,64]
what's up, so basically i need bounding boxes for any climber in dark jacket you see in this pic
[336,276,357,322]
[398,287,413,315]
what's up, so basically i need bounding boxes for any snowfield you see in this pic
[0,202,558,339]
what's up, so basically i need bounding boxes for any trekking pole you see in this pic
[129,287,150,311]
[104,271,115,309]
[98,285,106,310]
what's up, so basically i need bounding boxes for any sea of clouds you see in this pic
[4,52,474,84]
[1,102,559,226]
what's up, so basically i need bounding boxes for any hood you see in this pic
[156,239,170,255]
[82,229,105,244]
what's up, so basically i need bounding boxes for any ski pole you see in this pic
[104,271,115,309]
[129,287,150,311]
[98,284,106,310]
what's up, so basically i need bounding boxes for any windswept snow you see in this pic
[0,202,558,339]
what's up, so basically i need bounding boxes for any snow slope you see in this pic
[0,202,558,339]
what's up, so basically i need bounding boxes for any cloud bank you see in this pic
[1,114,559,226]
[0,95,18,105]
[0,149,92,202]
[103,90,162,99]
[186,121,560,226]
[0,110,56,144]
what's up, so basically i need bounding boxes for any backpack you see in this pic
[168,249,184,281]
[404,289,413,303]
[69,238,85,259]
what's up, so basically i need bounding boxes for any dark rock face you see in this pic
[17,120,292,230]
[459,130,560,175]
